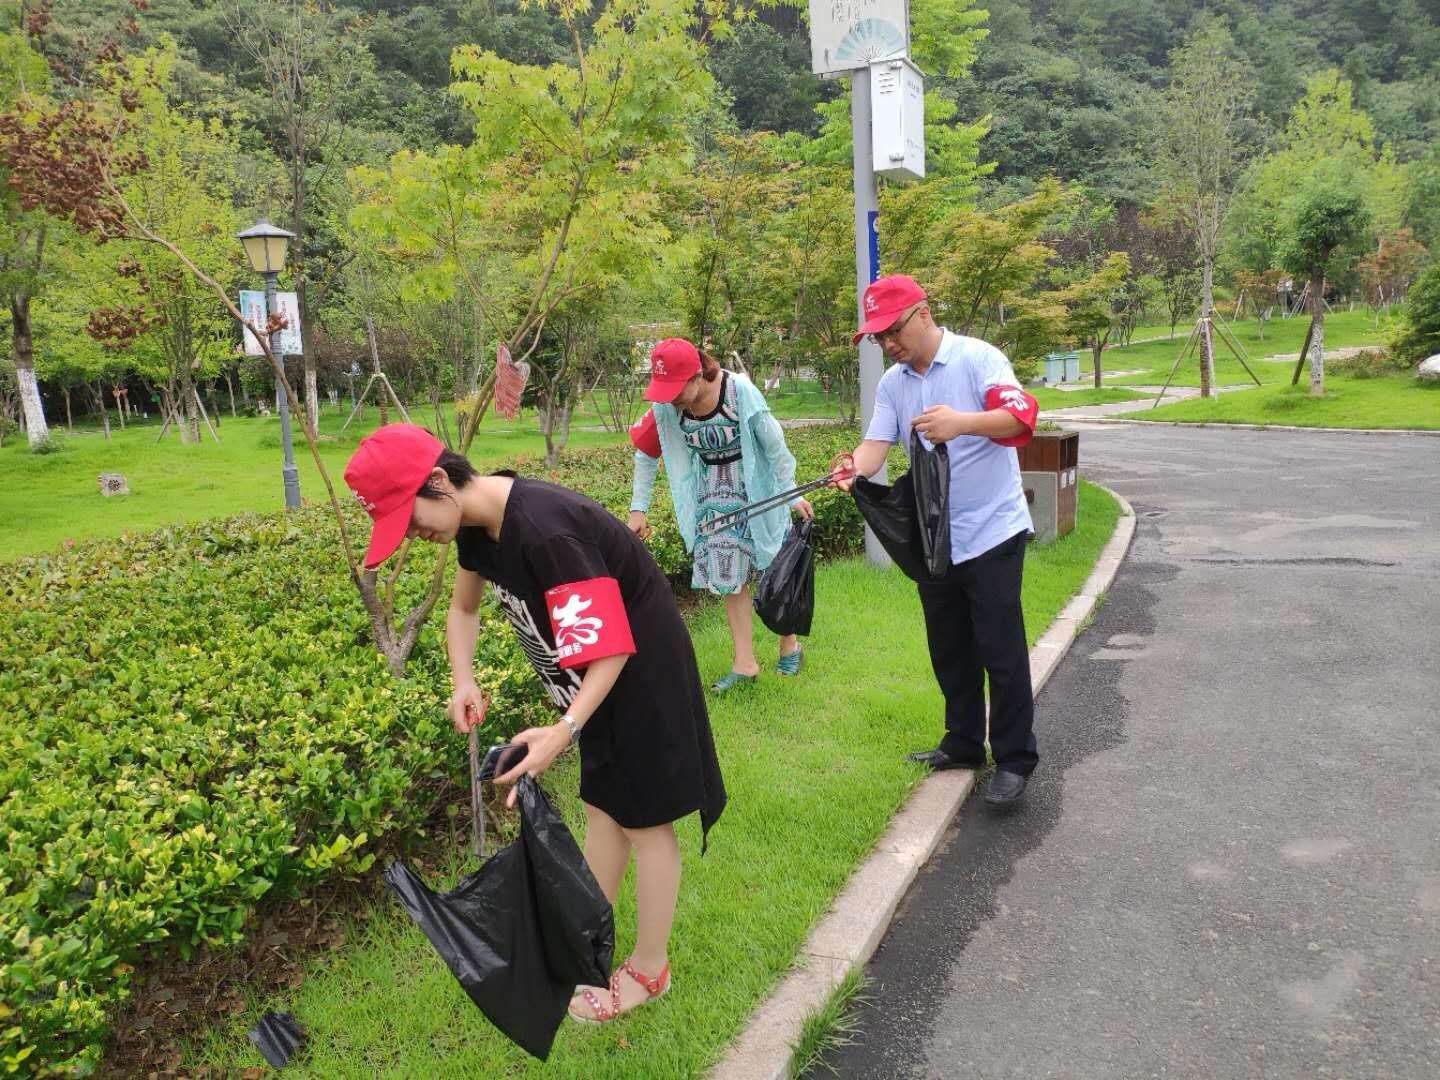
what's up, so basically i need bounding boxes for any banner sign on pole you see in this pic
[239,290,304,357]
[808,0,909,77]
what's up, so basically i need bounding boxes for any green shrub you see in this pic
[1327,348,1413,379]
[0,424,863,1075]
[1392,262,1440,364]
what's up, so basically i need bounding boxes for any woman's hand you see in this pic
[494,722,571,806]
[793,497,814,520]
[449,683,489,735]
[626,511,652,541]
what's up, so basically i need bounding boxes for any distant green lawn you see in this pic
[0,407,630,561]
[1135,374,1440,430]
[180,483,1123,1079]
[0,379,861,561]
[1101,309,1397,387]
[1032,386,1150,410]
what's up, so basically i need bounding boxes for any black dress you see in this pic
[455,476,725,845]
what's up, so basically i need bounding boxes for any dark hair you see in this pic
[699,351,722,383]
[416,448,479,499]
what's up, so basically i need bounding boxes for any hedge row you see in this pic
[0,424,864,1076]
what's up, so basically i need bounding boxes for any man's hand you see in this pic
[793,497,814,520]
[626,510,652,541]
[834,442,887,492]
[449,683,489,735]
[494,722,571,806]
[912,405,969,444]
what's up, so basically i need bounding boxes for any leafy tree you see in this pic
[1279,168,1370,395]
[1154,15,1256,399]
[1227,70,1406,276]
[1356,228,1428,321]
[0,26,57,448]
[232,0,382,431]
[1390,261,1440,365]
[53,42,246,443]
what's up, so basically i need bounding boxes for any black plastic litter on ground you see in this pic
[753,518,815,636]
[383,775,614,1061]
[246,1010,304,1069]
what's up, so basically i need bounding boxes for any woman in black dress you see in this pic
[344,424,725,1024]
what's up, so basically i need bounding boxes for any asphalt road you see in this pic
[815,424,1440,1080]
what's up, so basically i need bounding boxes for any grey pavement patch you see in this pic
[709,490,1136,1080]
[816,424,1440,1080]
[1057,415,1440,437]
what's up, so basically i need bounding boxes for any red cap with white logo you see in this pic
[853,274,928,344]
[343,423,445,569]
[643,338,702,403]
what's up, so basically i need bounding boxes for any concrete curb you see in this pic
[1050,416,1440,437]
[709,486,1138,1080]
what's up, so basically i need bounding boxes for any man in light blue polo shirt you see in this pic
[840,274,1041,805]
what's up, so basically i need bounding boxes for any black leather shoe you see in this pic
[983,770,1028,805]
[907,748,983,771]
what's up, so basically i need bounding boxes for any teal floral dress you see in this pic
[681,373,754,595]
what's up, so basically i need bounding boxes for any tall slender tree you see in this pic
[1156,16,1255,399]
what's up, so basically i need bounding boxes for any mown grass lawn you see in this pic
[1032,386,1150,410]
[1134,373,1440,429]
[0,408,631,561]
[0,380,858,562]
[181,482,1123,1079]
[1100,308,1397,387]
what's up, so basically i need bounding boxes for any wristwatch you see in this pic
[561,714,581,745]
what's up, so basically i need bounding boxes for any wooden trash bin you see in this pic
[1017,430,1078,543]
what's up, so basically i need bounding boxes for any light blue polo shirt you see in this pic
[865,330,1034,564]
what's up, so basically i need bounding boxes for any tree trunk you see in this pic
[179,374,201,444]
[63,385,72,430]
[1093,341,1104,389]
[115,389,127,430]
[304,356,319,430]
[224,371,237,417]
[1198,259,1216,399]
[10,294,50,449]
[93,382,111,440]
[366,312,388,426]
[1308,270,1325,397]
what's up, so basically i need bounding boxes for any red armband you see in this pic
[545,577,636,670]
[983,385,1038,447]
[628,409,661,458]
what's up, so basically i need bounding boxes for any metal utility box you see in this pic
[1018,430,1079,542]
[870,58,925,181]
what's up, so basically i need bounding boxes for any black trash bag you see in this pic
[522,779,615,989]
[851,429,951,582]
[753,518,815,636]
[383,776,614,1061]
[247,1011,304,1069]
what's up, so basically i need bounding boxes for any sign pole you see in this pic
[851,69,889,566]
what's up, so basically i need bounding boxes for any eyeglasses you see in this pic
[868,307,919,345]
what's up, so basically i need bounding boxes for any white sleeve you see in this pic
[976,342,1023,393]
[863,373,901,444]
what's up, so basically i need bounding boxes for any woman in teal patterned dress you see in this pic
[627,339,813,693]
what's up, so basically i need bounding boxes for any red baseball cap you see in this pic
[343,423,445,569]
[854,274,928,344]
[643,338,702,403]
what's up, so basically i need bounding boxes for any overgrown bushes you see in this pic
[0,425,864,1076]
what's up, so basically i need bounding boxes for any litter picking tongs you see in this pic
[466,695,494,858]
[696,452,856,537]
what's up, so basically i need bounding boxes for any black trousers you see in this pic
[915,529,1038,776]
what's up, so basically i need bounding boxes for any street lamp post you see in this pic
[237,219,301,510]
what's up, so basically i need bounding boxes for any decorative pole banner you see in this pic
[493,342,530,420]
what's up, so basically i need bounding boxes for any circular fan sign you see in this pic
[809,0,909,77]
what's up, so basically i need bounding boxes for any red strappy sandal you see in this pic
[568,957,671,1025]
